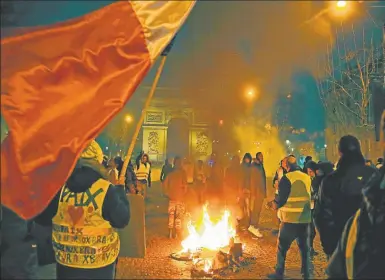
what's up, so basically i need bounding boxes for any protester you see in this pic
[239,153,253,230]
[302,155,313,173]
[194,160,207,205]
[107,157,119,184]
[34,140,130,279]
[248,152,266,238]
[135,152,152,198]
[266,156,312,279]
[376,157,383,169]
[125,159,137,194]
[160,158,173,183]
[305,160,333,256]
[327,112,385,279]
[314,135,378,259]
[163,157,188,239]
[271,157,288,234]
[224,155,243,226]
[114,156,124,177]
[273,159,287,191]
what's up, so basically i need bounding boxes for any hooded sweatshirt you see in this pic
[35,158,130,229]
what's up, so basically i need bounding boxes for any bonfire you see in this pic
[171,204,255,277]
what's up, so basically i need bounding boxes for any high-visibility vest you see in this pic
[135,163,150,181]
[52,179,120,269]
[277,171,312,223]
[346,209,361,280]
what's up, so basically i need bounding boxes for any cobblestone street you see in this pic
[116,181,329,279]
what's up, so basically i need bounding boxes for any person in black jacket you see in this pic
[327,165,385,279]
[305,160,334,256]
[125,159,137,194]
[314,135,378,258]
[327,111,385,279]
[35,140,130,279]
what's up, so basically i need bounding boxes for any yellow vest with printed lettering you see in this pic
[52,179,120,269]
[277,171,312,224]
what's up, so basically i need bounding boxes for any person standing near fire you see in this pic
[194,160,207,205]
[135,152,152,198]
[34,140,130,279]
[266,156,312,279]
[248,152,266,238]
[163,157,188,239]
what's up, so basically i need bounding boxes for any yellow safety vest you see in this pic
[52,179,120,269]
[135,163,150,181]
[346,209,361,280]
[277,171,312,223]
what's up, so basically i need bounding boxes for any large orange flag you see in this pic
[1,1,196,219]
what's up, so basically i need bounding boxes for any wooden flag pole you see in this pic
[118,56,167,184]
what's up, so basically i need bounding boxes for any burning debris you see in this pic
[170,205,256,278]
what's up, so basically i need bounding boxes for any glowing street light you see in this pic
[285,140,291,145]
[219,119,224,126]
[125,115,133,123]
[336,1,347,8]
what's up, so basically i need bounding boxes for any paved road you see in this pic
[116,182,328,279]
[35,179,328,279]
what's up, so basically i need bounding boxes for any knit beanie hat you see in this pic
[81,140,103,164]
[338,135,361,155]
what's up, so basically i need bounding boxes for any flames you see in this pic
[181,204,236,254]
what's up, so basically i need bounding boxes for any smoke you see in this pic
[234,121,286,176]
[162,1,336,163]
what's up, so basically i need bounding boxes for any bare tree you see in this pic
[317,21,383,158]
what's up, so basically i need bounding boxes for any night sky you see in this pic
[2,1,383,150]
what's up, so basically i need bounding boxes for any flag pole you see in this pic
[118,56,167,184]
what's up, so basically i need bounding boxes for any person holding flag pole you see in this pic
[1,1,196,278]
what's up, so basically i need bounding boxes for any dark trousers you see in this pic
[56,262,116,279]
[250,196,264,228]
[275,222,311,277]
[309,209,316,249]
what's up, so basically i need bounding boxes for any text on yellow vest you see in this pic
[52,179,120,268]
[277,170,312,223]
[346,209,361,279]
[135,163,150,181]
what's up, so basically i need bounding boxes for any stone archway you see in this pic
[167,118,190,158]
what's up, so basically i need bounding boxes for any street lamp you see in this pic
[336,1,347,8]
[125,115,133,123]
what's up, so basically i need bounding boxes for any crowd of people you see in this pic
[157,134,384,279]
[1,131,384,279]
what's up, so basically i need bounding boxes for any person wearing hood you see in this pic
[160,158,173,183]
[314,135,378,259]
[327,112,385,279]
[224,155,243,226]
[305,160,334,256]
[34,140,130,279]
[302,156,313,173]
[135,152,152,198]
[249,152,266,238]
[239,153,253,229]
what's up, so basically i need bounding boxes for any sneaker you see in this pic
[267,272,284,279]
[248,226,263,238]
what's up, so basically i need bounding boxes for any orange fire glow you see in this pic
[181,204,236,254]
